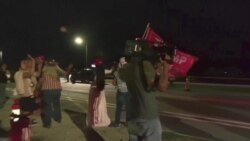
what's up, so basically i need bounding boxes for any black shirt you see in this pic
[0,70,7,83]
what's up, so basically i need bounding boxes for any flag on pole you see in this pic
[142,23,165,47]
[169,49,198,78]
[140,23,198,78]
[143,26,165,43]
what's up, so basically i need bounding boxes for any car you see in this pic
[70,68,94,84]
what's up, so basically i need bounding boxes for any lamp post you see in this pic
[74,36,88,67]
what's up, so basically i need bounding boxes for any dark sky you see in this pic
[1,0,250,72]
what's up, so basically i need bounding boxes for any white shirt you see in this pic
[14,70,36,97]
[114,70,128,93]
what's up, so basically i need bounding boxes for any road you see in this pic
[61,82,250,141]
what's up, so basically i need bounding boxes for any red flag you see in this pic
[169,50,198,78]
[142,25,165,47]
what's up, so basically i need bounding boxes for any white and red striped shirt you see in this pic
[41,75,61,90]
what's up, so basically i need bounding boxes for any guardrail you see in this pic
[105,74,250,85]
[187,76,250,85]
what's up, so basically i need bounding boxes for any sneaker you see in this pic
[54,119,61,123]
[109,123,121,128]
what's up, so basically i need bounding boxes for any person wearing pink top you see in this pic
[86,58,111,127]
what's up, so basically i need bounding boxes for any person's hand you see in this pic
[159,56,163,63]
[27,54,35,61]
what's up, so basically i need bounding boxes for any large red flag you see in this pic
[169,50,198,78]
[142,25,165,47]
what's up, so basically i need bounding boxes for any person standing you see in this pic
[34,55,46,121]
[86,58,111,127]
[14,55,38,114]
[158,53,171,92]
[65,63,74,83]
[40,59,66,128]
[112,57,129,127]
[0,63,8,109]
[119,42,162,141]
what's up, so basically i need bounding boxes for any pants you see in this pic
[42,89,61,126]
[114,90,129,125]
[128,118,162,141]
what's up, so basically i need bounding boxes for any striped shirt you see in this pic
[41,75,61,90]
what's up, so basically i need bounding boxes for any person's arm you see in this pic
[112,71,118,86]
[143,61,155,86]
[158,58,169,92]
[14,71,24,95]
[117,64,128,82]
[56,65,66,76]
[35,63,43,77]
[27,54,35,75]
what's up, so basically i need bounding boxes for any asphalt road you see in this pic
[61,82,250,141]
[2,81,250,141]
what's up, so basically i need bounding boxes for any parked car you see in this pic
[70,68,94,84]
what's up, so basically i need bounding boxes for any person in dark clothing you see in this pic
[119,57,162,141]
[65,63,74,83]
[0,63,8,109]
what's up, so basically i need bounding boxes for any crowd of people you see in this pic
[12,55,66,128]
[0,47,171,141]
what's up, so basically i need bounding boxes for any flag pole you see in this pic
[142,22,150,39]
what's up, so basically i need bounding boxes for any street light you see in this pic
[74,36,88,67]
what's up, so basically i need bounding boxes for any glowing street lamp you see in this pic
[74,36,88,67]
[74,37,83,45]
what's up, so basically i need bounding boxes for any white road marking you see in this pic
[160,111,250,130]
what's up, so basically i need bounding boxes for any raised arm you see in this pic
[56,64,66,76]
[27,54,35,75]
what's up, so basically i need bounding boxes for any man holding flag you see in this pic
[142,23,171,92]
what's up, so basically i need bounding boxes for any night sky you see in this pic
[1,0,250,75]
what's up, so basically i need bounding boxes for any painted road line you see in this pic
[65,96,73,101]
[160,111,250,129]
[61,93,250,130]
